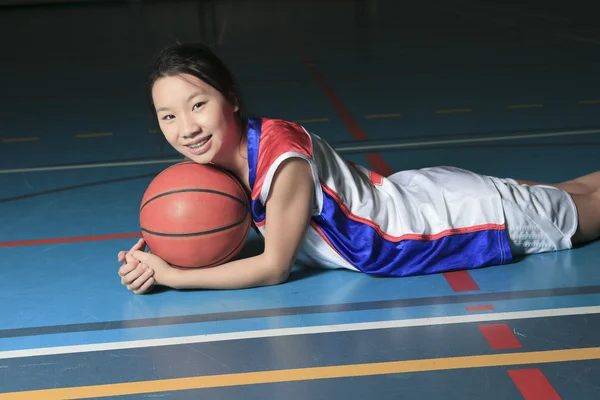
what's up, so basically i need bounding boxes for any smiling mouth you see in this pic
[186,136,212,149]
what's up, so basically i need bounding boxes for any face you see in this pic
[152,73,240,165]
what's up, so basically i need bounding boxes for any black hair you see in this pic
[147,42,248,134]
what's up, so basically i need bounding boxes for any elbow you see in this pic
[264,260,292,286]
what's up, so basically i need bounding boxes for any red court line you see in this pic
[443,271,480,292]
[465,304,495,312]
[304,63,393,177]
[507,369,562,400]
[289,35,479,291]
[0,232,142,247]
[288,36,393,177]
[478,324,523,350]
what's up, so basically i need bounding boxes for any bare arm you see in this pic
[136,157,315,290]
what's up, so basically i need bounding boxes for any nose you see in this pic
[181,114,201,139]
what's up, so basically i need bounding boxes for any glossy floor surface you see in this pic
[1,0,599,398]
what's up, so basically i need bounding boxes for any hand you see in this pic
[130,249,178,289]
[117,238,155,294]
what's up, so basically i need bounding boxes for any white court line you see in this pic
[0,158,185,174]
[334,128,600,152]
[1,128,599,174]
[1,305,599,360]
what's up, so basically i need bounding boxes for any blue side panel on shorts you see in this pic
[313,190,514,276]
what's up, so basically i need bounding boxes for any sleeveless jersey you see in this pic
[247,117,513,277]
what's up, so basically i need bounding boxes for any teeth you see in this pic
[188,138,208,149]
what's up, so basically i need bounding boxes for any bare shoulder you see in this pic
[266,157,314,204]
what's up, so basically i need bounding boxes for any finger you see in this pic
[127,267,154,291]
[117,251,126,262]
[131,250,152,263]
[118,261,138,277]
[125,250,140,265]
[133,277,155,295]
[121,264,147,285]
[129,238,146,253]
[126,238,146,263]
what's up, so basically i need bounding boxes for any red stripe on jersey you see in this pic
[320,182,505,242]
[251,118,313,201]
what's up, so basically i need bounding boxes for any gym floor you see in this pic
[1,0,600,398]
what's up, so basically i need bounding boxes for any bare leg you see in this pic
[569,189,600,244]
[515,171,600,245]
[516,170,600,195]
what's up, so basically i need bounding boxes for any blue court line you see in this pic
[2,124,599,174]
[1,293,600,353]
[3,312,600,394]
[2,240,599,332]
[1,283,600,342]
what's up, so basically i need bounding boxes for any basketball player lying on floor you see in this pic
[117,43,600,295]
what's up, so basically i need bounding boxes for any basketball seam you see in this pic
[219,168,252,204]
[168,215,252,269]
[140,188,249,211]
[141,162,252,268]
[141,212,248,237]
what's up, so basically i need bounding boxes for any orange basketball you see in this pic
[139,161,252,269]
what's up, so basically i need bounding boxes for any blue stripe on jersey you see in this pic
[247,117,266,224]
[312,190,513,277]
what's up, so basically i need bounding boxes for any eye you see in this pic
[162,114,175,121]
[192,102,205,111]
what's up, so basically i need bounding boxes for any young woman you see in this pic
[118,43,600,295]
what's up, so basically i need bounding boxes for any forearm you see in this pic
[166,253,290,290]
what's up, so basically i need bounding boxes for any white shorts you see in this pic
[488,177,579,255]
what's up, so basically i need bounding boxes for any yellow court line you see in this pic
[579,99,600,104]
[435,108,472,114]
[3,347,600,399]
[1,137,40,143]
[364,113,401,119]
[292,118,329,123]
[75,132,113,138]
[148,128,160,134]
[507,104,544,109]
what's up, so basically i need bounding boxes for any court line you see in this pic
[507,104,544,109]
[75,132,113,138]
[1,305,599,360]
[466,305,495,312]
[0,232,142,248]
[364,113,401,119]
[2,347,599,398]
[1,137,39,143]
[2,127,597,174]
[508,369,562,400]
[2,270,599,339]
[478,324,522,350]
[292,118,330,123]
[288,33,393,177]
[436,108,473,114]
[334,128,600,152]
[1,127,599,173]
[0,157,185,174]
[0,173,157,204]
[442,271,480,292]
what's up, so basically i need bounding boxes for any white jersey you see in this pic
[247,117,513,277]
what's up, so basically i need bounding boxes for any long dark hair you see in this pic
[147,42,248,134]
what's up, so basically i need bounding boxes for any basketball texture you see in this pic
[139,161,251,269]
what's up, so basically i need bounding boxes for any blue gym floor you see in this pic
[1,0,600,398]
